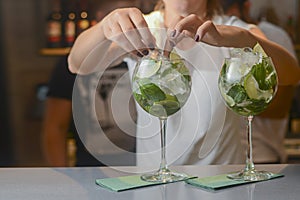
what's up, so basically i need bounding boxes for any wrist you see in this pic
[222,26,257,48]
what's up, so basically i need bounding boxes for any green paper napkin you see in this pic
[95,174,196,192]
[186,173,284,191]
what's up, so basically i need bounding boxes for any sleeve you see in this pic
[47,56,77,100]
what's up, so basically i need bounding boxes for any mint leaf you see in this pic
[133,92,151,112]
[139,83,166,102]
[245,99,269,115]
[250,61,277,91]
[227,84,248,104]
[251,63,268,90]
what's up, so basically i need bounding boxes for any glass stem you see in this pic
[245,115,255,172]
[159,118,168,173]
[103,98,111,128]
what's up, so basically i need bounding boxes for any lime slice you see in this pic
[223,93,235,107]
[244,74,274,101]
[165,94,178,101]
[149,104,167,118]
[253,43,267,57]
[169,51,181,60]
[244,74,260,99]
[169,54,191,81]
[136,59,161,78]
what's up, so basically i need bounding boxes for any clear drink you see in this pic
[132,54,191,119]
[219,56,277,116]
[218,46,278,181]
[132,51,192,183]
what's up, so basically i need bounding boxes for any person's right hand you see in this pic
[100,7,156,57]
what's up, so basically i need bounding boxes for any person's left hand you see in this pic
[169,14,256,48]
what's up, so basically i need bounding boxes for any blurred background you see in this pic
[0,0,299,167]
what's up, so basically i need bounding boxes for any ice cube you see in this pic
[230,48,244,58]
[226,58,251,83]
[229,47,261,72]
[242,53,260,68]
[161,70,189,95]
[230,47,259,61]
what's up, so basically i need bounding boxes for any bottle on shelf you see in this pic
[45,0,63,48]
[63,0,77,47]
[76,0,90,36]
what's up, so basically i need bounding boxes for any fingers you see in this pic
[167,14,204,52]
[195,20,220,43]
[162,34,176,57]
[119,16,149,55]
[129,11,156,49]
[169,15,222,47]
[102,8,155,56]
[105,22,137,54]
[171,14,203,38]
[164,15,202,53]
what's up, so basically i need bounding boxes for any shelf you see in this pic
[286,149,300,157]
[285,138,300,157]
[39,48,71,56]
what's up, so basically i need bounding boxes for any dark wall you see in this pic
[0,0,13,166]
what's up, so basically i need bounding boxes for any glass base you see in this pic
[227,169,274,181]
[141,168,188,183]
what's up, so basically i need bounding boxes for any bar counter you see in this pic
[0,164,299,200]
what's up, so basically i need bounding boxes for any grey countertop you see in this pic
[0,164,299,200]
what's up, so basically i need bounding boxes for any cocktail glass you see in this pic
[132,50,192,183]
[218,49,278,181]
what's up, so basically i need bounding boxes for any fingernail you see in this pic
[142,49,149,55]
[137,52,143,57]
[169,40,176,47]
[171,30,177,37]
[194,34,200,42]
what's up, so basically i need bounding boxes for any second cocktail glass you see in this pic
[218,47,278,181]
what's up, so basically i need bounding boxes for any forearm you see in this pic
[42,98,72,167]
[43,128,68,167]
[68,23,110,74]
[68,23,126,74]
[68,8,157,74]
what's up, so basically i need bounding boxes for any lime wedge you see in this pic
[253,43,267,57]
[169,51,181,60]
[149,104,167,118]
[244,74,260,99]
[136,59,161,78]
[169,54,191,81]
[244,74,274,101]
[224,94,235,107]
[165,94,178,101]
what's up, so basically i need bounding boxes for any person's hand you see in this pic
[100,7,156,57]
[169,14,256,48]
